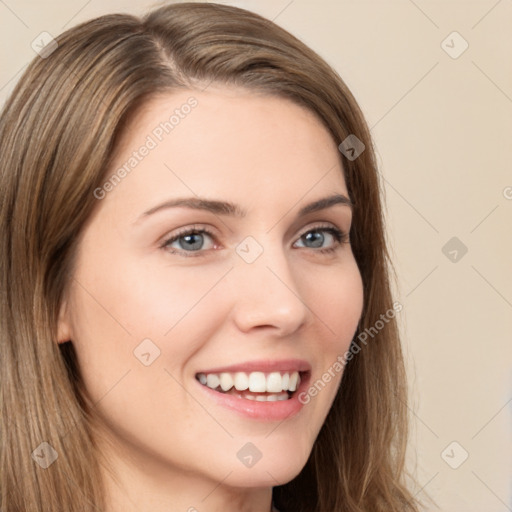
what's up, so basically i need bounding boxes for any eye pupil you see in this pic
[304,231,324,248]
[181,233,203,250]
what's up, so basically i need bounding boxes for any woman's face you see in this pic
[59,86,363,499]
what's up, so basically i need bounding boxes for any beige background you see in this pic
[1,1,511,510]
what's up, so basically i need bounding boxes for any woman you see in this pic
[0,3,421,511]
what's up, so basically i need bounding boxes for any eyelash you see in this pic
[160,223,349,258]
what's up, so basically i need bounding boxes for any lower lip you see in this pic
[195,372,311,421]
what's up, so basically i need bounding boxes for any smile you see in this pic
[195,370,305,402]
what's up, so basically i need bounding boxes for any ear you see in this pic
[56,298,72,344]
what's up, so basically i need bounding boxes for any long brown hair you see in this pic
[0,3,421,511]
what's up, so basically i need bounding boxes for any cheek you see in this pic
[67,254,230,389]
[300,259,363,408]
[311,259,364,346]
[66,287,135,403]
[103,254,232,337]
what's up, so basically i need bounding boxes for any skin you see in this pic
[58,86,364,512]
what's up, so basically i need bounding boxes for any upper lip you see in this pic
[195,358,311,375]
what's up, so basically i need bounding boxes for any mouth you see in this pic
[194,370,309,402]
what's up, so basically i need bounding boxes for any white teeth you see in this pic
[197,370,302,393]
[266,372,284,392]
[233,372,249,391]
[244,392,289,401]
[288,371,299,392]
[206,374,220,389]
[248,372,267,392]
[281,373,290,390]
[219,373,233,391]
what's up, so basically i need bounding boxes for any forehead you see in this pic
[102,86,348,215]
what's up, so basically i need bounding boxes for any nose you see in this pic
[228,238,309,336]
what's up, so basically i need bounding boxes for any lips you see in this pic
[194,366,311,420]
[195,358,312,375]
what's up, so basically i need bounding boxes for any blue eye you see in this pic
[162,227,215,254]
[295,226,348,253]
[161,224,349,257]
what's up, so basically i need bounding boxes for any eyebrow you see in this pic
[137,193,353,222]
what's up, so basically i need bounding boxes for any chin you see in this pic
[224,464,305,489]
[218,438,311,488]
